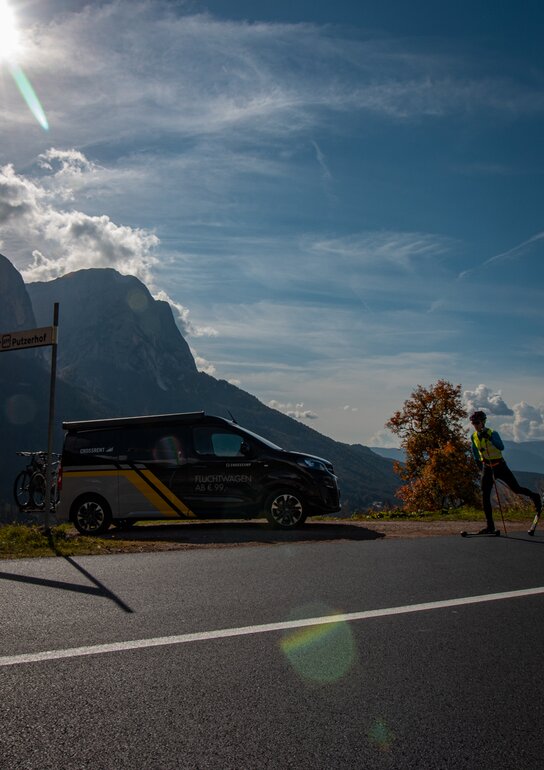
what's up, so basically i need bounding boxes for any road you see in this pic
[1,533,543,768]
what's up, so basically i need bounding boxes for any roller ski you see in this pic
[461,527,500,538]
[528,495,543,536]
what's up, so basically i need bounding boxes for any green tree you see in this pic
[386,380,480,512]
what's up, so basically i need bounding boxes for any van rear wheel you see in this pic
[264,492,307,529]
[72,495,112,535]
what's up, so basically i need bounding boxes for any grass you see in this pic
[0,523,145,559]
[349,505,534,523]
[0,505,536,559]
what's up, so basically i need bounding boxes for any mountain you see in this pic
[0,261,402,515]
[28,268,197,413]
[370,447,406,463]
[503,441,544,474]
[0,257,114,518]
[0,255,49,518]
[0,254,36,331]
[371,441,544,475]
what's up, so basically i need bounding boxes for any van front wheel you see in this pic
[72,495,112,535]
[264,492,307,529]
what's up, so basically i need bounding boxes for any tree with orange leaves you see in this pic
[386,380,480,512]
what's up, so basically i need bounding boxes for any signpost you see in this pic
[1,304,59,531]
[1,326,55,351]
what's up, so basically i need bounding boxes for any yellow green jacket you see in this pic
[471,427,504,465]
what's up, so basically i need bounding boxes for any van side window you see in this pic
[65,430,118,461]
[193,428,250,458]
[122,427,187,465]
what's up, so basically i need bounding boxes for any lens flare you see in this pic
[280,605,356,684]
[8,61,49,131]
[153,436,185,464]
[5,393,37,425]
[367,719,395,751]
[0,1,49,131]
[0,0,19,59]
[126,288,149,313]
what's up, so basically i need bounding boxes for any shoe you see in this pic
[478,526,497,535]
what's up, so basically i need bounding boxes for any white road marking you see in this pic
[2,586,543,668]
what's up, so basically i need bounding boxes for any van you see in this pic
[58,412,341,534]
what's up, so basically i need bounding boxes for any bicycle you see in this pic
[13,451,60,510]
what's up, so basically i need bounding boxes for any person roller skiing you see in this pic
[470,411,542,535]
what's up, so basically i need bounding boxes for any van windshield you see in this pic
[238,426,283,451]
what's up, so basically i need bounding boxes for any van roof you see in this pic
[62,411,232,431]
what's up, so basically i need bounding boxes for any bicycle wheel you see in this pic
[13,470,32,508]
[29,472,46,509]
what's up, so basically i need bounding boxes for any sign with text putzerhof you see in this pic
[1,326,56,352]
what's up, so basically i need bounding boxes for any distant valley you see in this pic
[372,441,544,475]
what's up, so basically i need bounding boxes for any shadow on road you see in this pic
[103,520,385,546]
[503,534,544,545]
[0,563,134,612]
[0,530,134,612]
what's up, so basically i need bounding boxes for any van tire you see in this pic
[264,491,307,529]
[71,495,112,535]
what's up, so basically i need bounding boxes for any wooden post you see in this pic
[44,303,59,532]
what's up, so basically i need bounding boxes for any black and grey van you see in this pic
[57,412,341,535]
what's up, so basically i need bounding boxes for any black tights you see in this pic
[481,461,539,526]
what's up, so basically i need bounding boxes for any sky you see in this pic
[0,0,543,447]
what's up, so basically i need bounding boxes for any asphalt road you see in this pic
[1,533,544,769]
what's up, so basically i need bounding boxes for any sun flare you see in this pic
[0,0,20,61]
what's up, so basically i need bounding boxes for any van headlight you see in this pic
[298,457,328,472]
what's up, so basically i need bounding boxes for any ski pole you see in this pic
[493,475,507,536]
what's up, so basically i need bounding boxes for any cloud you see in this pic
[269,400,318,420]
[191,349,217,376]
[311,140,332,182]
[464,384,544,442]
[308,231,453,271]
[506,402,544,442]
[38,147,98,188]
[0,160,159,282]
[5,0,541,166]
[482,231,544,269]
[367,428,398,448]
[463,384,514,417]
[0,158,216,338]
[155,291,217,338]
[458,231,544,280]
[0,163,43,223]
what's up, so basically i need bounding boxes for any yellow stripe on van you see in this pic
[123,469,196,518]
[63,468,195,518]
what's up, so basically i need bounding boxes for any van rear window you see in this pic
[122,426,188,465]
[65,430,118,458]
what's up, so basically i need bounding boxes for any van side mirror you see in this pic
[240,441,251,457]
